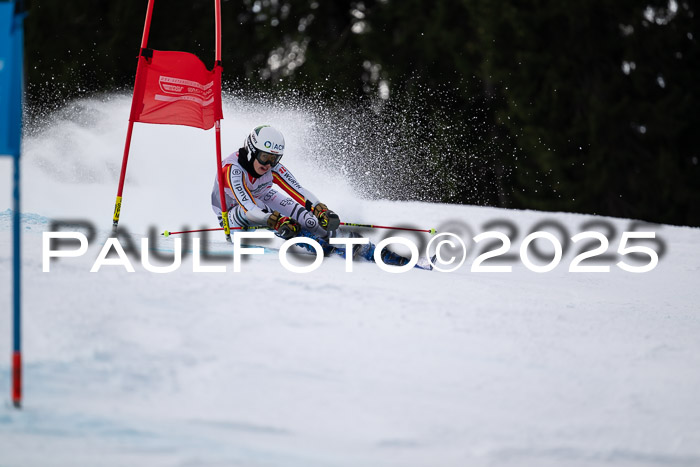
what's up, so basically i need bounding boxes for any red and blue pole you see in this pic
[0,0,26,408]
[12,153,21,408]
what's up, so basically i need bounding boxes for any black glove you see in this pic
[267,211,301,240]
[309,202,340,231]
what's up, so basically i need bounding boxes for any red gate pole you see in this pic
[112,0,156,234]
[213,0,231,242]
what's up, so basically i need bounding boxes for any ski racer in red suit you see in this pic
[211,124,414,266]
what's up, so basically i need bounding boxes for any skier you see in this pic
[211,124,415,266]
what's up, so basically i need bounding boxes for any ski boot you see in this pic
[293,230,336,256]
[353,241,411,266]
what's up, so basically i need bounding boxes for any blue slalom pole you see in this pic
[0,0,26,409]
[12,1,24,409]
[12,150,21,408]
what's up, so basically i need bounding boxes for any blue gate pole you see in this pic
[12,1,24,409]
[1,0,26,409]
[12,151,21,408]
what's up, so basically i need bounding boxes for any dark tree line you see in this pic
[23,0,700,226]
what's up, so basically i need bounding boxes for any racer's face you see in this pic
[253,159,271,176]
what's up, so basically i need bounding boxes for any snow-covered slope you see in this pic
[1,96,699,467]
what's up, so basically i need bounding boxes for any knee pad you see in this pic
[227,205,250,228]
[296,210,327,237]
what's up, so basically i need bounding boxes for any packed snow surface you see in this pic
[1,96,700,467]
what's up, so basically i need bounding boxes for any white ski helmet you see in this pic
[244,125,285,166]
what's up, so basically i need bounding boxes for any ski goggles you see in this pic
[254,150,283,167]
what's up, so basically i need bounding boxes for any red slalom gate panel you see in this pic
[129,49,223,130]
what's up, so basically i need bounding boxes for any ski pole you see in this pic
[162,225,269,237]
[162,223,436,237]
[340,222,437,235]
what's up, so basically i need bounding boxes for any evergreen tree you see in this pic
[475,0,700,225]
